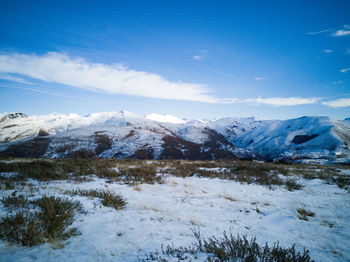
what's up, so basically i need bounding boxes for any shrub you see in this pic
[0,174,23,190]
[0,195,82,247]
[297,208,315,221]
[0,211,45,246]
[285,179,303,191]
[201,232,311,261]
[119,166,162,184]
[331,176,350,190]
[101,192,127,210]
[1,194,29,209]
[32,196,83,241]
[0,160,66,181]
[143,229,313,262]
[0,159,346,190]
[64,189,127,210]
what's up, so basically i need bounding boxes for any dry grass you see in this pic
[223,195,237,202]
[1,194,29,208]
[0,159,348,190]
[0,195,82,247]
[143,229,313,261]
[133,185,142,191]
[64,189,127,210]
[297,208,316,221]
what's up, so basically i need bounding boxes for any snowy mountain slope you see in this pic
[206,117,279,142]
[231,116,350,161]
[0,111,152,143]
[0,112,349,162]
[0,111,244,160]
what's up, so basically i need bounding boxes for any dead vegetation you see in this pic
[0,158,348,190]
[0,158,346,257]
[0,195,83,247]
[297,208,316,221]
[143,229,313,261]
[92,132,113,155]
[64,189,127,210]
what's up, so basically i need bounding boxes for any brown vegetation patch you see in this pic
[3,124,18,129]
[132,148,155,159]
[38,129,49,137]
[0,137,51,158]
[0,195,82,247]
[68,149,96,158]
[92,132,113,155]
[124,129,136,139]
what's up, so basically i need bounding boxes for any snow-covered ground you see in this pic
[0,171,349,261]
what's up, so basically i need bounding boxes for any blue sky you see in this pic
[0,0,349,119]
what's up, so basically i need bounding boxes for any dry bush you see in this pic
[1,194,29,208]
[143,229,313,261]
[297,208,316,221]
[0,195,82,247]
[64,189,127,210]
[0,159,347,190]
[119,165,162,184]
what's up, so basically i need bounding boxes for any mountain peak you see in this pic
[0,112,27,121]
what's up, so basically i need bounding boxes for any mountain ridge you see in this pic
[0,111,349,163]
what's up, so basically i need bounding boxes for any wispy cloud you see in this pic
[201,65,241,80]
[307,28,333,35]
[331,80,343,85]
[0,73,32,84]
[323,49,333,53]
[0,83,76,98]
[323,98,350,108]
[331,25,350,37]
[340,68,350,73]
[332,29,350,37]
[307,25,350,37]
[253,76,267,81]
[0,52,238,104]
[192,55,203,60]
[245,97,320,106]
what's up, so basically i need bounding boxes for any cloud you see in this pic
[192,55,203,60]
[307,28,333,35]
[323,98,350,108]
[331,80,343,85]
[146,113,186,124]
[245,97,320,106]
[0,83,76,98]
[307,25,350,37]
[332,29,350,37]
[0,52,237,104]
[201,66,241,80]
[340,68,350,73]
[323,49,333,53]
[254,76,267,81]
[0,73,32,84]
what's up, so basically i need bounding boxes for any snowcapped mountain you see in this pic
[0,111,349,163]
[232,116,350,162]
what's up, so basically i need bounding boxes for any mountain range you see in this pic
[0,111,349,164]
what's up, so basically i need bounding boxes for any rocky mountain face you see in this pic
[0,111,349,163]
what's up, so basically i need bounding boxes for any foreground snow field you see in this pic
[0,165,349,262]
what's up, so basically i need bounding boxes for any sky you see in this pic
[0,0,349,120]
